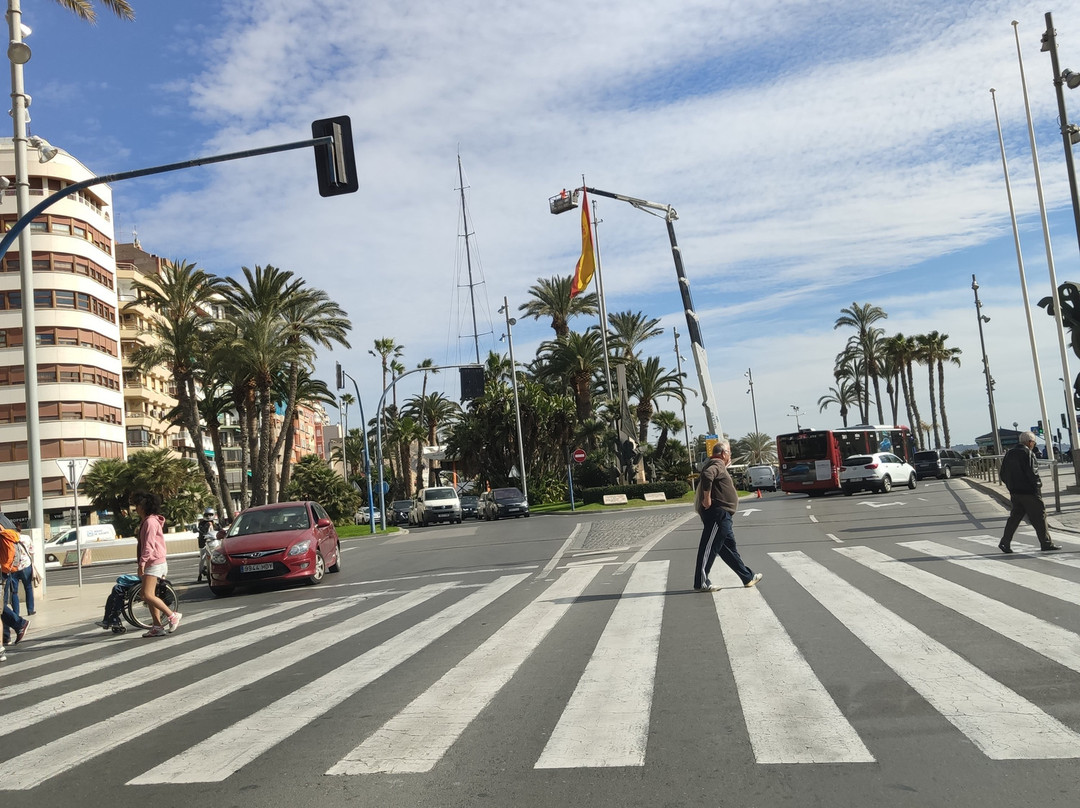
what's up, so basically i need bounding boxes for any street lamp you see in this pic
[498,298,528,501]
[971,275,1002,455]
[335,364,375,534]
[1042,14,1080,261]
[746,368,759,435]
[789,405,803,430]
[7,0,45,537]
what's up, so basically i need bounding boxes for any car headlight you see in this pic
[210,550,227,564]
[288,539,312,557]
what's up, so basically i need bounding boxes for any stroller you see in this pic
[97,573,179,633]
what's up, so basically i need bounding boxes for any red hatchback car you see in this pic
[208,501,341,596]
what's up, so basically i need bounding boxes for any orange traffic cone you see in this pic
[756,489,762,498]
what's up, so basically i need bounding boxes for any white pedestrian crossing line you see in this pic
[0,581,462,790]
[771,550,1080,760]
[901,540,1080,607]
[129,574,530,784]
[837,545,1080,674]
[328,566,601,775]
[714,586,874,764]
[535,561,668,768]
[956,535,1080,570]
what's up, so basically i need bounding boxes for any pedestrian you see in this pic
[0,511,29,652]
[694,440,763,592]
[4,529,36,617]
[131,491,182,637]
[998,430,1061,553]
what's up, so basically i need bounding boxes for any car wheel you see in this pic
[880,475,892,493]
[328,542,342,573]
[943,466,952,479]
[210,586,233,597]
[307,552,326,585]
[908,473,917,490]
[843,486,854,496]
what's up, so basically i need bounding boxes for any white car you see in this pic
[840,452,917,495]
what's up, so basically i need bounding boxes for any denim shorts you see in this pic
[143,562,168,579]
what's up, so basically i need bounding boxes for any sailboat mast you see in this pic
[457,154,481,364]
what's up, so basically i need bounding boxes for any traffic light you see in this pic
[311,116,358,197]
[335,362,344,390]
[1036,420,1044,437]
[459,366,485,400]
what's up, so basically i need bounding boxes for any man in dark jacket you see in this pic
[694,441,763,591]
[998,431,1060,553]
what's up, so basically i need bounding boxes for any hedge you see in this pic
[578,481,691,505]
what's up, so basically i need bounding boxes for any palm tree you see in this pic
[833,345,868,424]
[128,258,229,506]
[880,333,917,431]
[403,392,460,486]
[900,334,925,444]
[817,379,859,427]
[733,433,777,465]
[920,331,962,447]
[54,1,134,23]
[535,330,605,422]
[518,275,598,338]
[608,310,663,363]
[628,356,686,444]
[915,332,950,449]
[651,410,684,459]
[370,337,404,399]
[834,302,888,424]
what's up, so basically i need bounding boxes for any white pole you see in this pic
[1012,21,1080,485]
[502,297,528,500]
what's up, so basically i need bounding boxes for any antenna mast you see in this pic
[457,154,481,364]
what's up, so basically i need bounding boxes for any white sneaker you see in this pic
[164,612,182,633]
[745,573,763,588]
[142,625,166,638]
[0,645,6,662]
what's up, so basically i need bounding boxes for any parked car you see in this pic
[840,453,917,495]
[391,500,414,525]
[460,495,480,519]
[354,507,382,525]
[411,487,462,526]
[481,487,530,520]
[207,500,341,596]
[43,523,119,564]
[746,465,777,492]
[913,449,968,480]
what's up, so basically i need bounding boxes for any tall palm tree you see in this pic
[55,1,134,23]
[915,332,943,449]
[128,258,228,506]
[733,432,778,465]
[880,333,917,431]
[833,345,868,424]
[834,302,888,424]
[900,334,925,445]
[535,330,605,422]
[518,275,598,338]
[817,379,859,428]
[651,409,684,459]
[370,337,404,399]
[403,392,460,486]
[922,332,962,447]
[607,310,663,363]
[628,356,686,444]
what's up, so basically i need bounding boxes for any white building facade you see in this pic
[0,139,124,530]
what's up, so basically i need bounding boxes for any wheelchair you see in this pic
[100,574,180,633]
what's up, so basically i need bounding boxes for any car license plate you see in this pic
[241,562,274,573]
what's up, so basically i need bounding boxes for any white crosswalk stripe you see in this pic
[8,535,1080,791]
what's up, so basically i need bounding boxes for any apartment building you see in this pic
[0,139,124,529]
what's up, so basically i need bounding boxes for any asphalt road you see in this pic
[7,483,1080,808]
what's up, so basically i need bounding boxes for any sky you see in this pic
[18,0,1080,450]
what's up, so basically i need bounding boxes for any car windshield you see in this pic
[914,451,939,462]
[461,496,478,505]
[425,489,457,500]
[229,506,311,536]
[494,488,523,501]
[845,456,874,466]
[392,500,413,509]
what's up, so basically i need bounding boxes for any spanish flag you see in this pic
[570,189,595,298]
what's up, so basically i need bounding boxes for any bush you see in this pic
[578,481,690,505]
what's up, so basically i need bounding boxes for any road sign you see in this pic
[55,458,89,487]
[572,448,586,463]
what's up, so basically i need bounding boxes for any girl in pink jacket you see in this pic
[132,491,182,637]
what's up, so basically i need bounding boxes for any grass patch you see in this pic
[338,523,399,538]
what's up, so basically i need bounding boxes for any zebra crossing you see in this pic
[3,533,1080,791]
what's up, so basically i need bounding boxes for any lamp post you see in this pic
[746,368,759,434]
[971,275,1002,455]
[789,405,803,430]
[7,0,44,536]
[673,327,694,470]
[499,298,527,500]
[336,364,375,534]
[1042,13,1080,260]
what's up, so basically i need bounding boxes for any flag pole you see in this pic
[590,191,614,400]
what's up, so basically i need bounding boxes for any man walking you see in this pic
[694,440,763,591]
[998,430,1061,553]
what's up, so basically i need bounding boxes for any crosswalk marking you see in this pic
[535,560,668,768]
[128,573,529,784]
[901,540,1080,607]
[0,581,461,790]
[837,545,1080,674]
[956,535,1080,571]
[771,550,1080,759]
[327,565,602,775]
[714,585,874,764]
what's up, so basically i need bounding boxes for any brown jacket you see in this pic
[698,457,739,516]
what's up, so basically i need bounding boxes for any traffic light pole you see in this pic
[336,364,376,534]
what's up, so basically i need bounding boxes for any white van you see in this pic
[746,465,777,492]
[48,524,117,546]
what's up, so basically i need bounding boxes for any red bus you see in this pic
[777,425,914,496]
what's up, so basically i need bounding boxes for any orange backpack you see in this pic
[0,527,19,574]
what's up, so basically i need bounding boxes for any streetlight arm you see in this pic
[0,136,333,258]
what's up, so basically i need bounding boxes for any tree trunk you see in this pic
[180,376,222,505]
[926,365,941,449]
[938,360,951,448]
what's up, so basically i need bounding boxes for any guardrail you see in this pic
[967,455,1003,485]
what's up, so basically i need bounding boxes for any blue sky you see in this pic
[20,0,1080,448]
